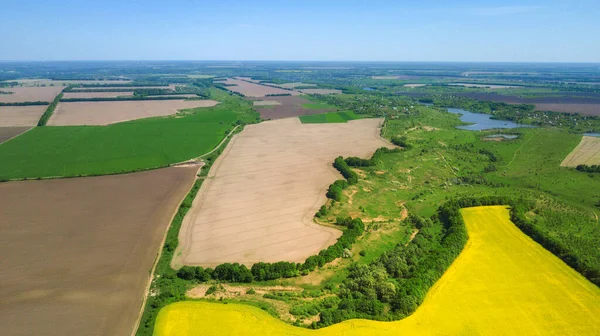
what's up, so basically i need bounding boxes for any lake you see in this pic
[584,133,600,137]
[447,108,536,131]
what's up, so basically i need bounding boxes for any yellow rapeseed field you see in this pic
[154,206,600,336]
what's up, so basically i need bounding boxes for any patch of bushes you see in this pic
[576,164,600,173]
[37,92,64,126]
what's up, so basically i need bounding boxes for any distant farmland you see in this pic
[62,91,134,99]
[217,78,302,97]
[49,99,219,126]
[0,166,197,336]
[0,86,63,103]
[0,91,253,180]
[251,96,337,119]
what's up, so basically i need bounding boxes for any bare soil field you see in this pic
[300,89,342,95]
[174,117,394,267]
[279,82,317,89]
[0,86,63,103]
[218,78,302,97]
[48,99,219,126]
[0,166,197,336]
[0,105,47,126]
[250,96,336,120]
[62,91,134,99]
[0,127,30,144]
[7,79,132,86]
[534,103,600,115]
[70,85,176,91]
[561,136,600,167]
[253,100,281,106]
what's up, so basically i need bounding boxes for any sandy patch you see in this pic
[62,91,134,99]
[404,84,427,88]
[0,86,63,103]
[561,136,600,167]
[174,118,394,266]
[48,99,219,126]
[219,78,302,98]
[0,167,197,336]
[0,105,47,126]
[253,100,282,106]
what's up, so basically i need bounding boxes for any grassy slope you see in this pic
[299,111,362,124]
[153,206,600,335]
[0,89,258,179]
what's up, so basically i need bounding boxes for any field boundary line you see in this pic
[0,127,35,145]
[129,165,202,336]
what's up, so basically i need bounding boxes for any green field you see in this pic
[0,89,259,180]
[299,111,362,124]
[301,101,337,110]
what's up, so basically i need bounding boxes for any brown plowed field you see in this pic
[62,91,134,99]
[219,78,302,97]
[48,99,219,126]
[0,86,63,102]
[0,127,30,144]
[0,105,47,126]
[561,136,600,167]
[299,89,342,95]
[533,103,600,116]
[251,96,336,120]
[173,118,394,267]
[0,166,197,336]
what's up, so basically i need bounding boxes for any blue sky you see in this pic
[1,0,599,62]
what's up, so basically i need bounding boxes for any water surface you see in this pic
[447,108,535,131]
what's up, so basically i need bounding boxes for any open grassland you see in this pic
[155,206,600,336]
[48,99,218,126]
[0,167,197,336]
[0,89,258,179]
[299,111,362,124]
[0,86,63,102]
[218,78,302,97]
[0,105,48,126]
[561,135,600,167]
[0,127,30,144]
[173,118,393,267]
[62,91,134,99]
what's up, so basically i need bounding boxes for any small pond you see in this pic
[362,87,375,91]
[584,133,600,137]
[484,134,519,140]
[447,108,536,131]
